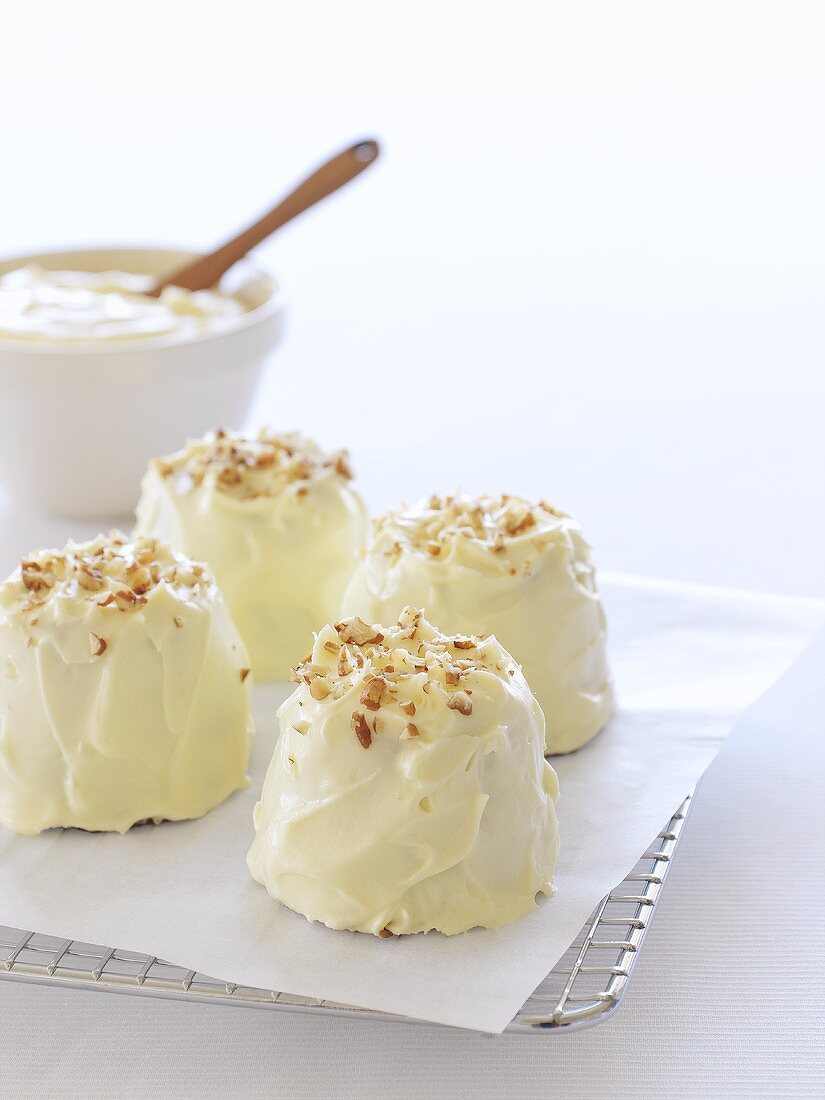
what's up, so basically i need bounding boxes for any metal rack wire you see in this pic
[0,794,691,1034]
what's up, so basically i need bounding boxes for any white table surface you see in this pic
[2,3,824,1096]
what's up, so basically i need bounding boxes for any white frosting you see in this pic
[341,495,614,754]
[247,609,559,935]
[0,533,252,835]
[0,265,245,343]
[135,430,368,681]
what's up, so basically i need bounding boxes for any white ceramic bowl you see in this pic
[0,246,285,518]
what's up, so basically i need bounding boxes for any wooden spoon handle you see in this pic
[151,138,380,295]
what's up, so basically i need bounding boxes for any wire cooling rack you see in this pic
[0,794,691,1034]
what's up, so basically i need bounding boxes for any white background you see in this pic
[1,1,823,594]
[1,2,824,1096]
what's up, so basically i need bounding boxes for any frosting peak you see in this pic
[374,493,567,559]
[3,531,210,617]
[150,429,353,502]
[290,609,501,732]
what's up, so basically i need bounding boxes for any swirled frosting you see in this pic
[341,494,614,754]
[134,429,368,680]
[247,609,559,935]
[0,532,252,835]
[0,265,244,343]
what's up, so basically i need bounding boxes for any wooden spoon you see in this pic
[149,138,380,296]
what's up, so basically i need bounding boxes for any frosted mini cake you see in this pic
[247,609,559,935]
[342,494,614,753]
[135,429,368,680]
[0,532,252,835]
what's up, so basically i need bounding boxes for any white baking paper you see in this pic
[1,574,822,1033]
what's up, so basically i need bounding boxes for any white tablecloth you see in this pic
[2,626,823,1099]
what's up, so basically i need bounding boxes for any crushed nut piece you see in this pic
[351,711,372,749]
[447,691,473,715]
[335,617,384,646]
[115,588,147,611]
[89,633,107,657]
[359,675,387,711]
[309,677,331,700]
[333,452,353,479]
[337,646,353,677]
[21,564,48,592]
[396,606,422,638]
[240,668,251,682]
[128,566,153,595]
[77,566,104,592]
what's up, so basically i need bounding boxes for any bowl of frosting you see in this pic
[0,246,284,517]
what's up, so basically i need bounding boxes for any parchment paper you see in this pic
[1,574,822,1033]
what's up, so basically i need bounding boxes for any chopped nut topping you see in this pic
[337,646,353,677]
[288,613,501,738]
[334,453,354,479]
[6,534,210,614]
[335,617,384,647]
[77,566,104,592]
[173,615,184,628]
[444,665,461,686]
[128,566,153,595]
[378,928,393,938]
[447,691,473,715]
[351,711,372,749]
[309,677,331,701]
[240,668,251,682]
[115,588,147,611]
[360,675,387,711]
[151,429,355,501]
[89,633,107,657]
[373,493,567,556]
[21,563,49,592]
[396,606,422,638]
